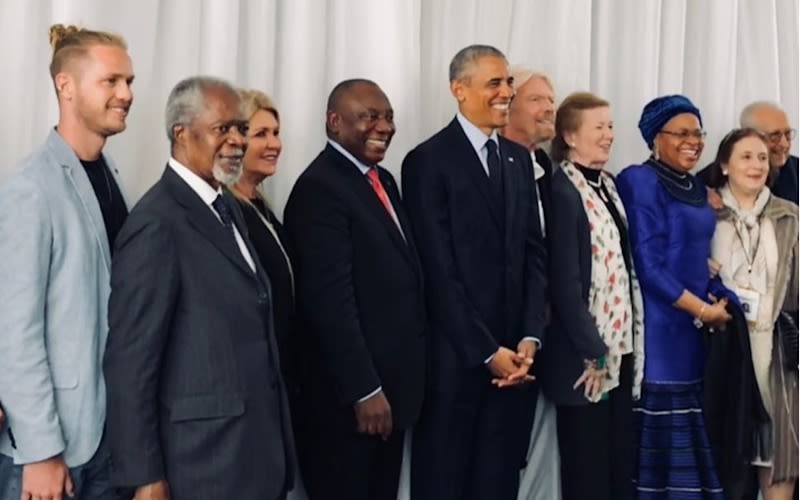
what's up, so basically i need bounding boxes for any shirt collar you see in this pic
[168,157,222,205]
[456,112,499,156]
[530,152,546,181]
[327,139,372,175]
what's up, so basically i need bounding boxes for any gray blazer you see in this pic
[0,129,127,466]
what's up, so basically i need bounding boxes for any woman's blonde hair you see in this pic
[229,88,281,206]
[48,24,127,80]
[238,88,280,122]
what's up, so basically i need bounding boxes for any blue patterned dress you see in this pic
[616,160,725,500]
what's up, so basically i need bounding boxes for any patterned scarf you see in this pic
[719,185,772,296]
[561,161,646,401]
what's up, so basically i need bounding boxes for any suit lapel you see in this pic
[501,140,518,247]
[445,120,502,228]
[104,155,131,211]
[162,167,255,279]
[373,168,410,249]
[325,146,410,257]
[64,165,112,270]
[47,130,112,271]
[385,180,425,284]
[225,189,273,290]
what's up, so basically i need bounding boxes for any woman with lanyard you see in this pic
[706,128,798,500]
[538,91,644,500]
[616,95,731,499]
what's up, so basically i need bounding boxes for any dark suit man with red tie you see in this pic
[284,79,426,500]
[402,45,548,500]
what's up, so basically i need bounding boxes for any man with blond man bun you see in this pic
[0,24,134,500]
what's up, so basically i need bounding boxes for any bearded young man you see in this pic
[0,24,133,500]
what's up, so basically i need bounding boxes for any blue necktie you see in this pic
[212,195,236,237]
[485,139,503,198]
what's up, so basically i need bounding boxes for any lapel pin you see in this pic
[508,157,514,162]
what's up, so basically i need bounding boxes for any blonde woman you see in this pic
[229,89,296,388]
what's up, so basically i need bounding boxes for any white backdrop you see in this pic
[0,0,797,216]
[0,2,796,499]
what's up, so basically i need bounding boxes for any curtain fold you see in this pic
[1,0,795,214]
[0,2,796,499]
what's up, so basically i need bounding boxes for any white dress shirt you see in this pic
[456,112,500,177]
[531,153,547,237]
[168,157,255,272]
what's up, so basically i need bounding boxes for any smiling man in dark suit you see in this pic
[402,45,547,500]
[283,79,426,500]
[103,76,295,500]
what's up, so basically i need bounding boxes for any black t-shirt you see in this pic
[80,156,128,251]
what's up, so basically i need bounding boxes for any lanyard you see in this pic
[732,215,762,274]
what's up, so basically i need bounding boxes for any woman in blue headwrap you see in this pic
[616,95,732,499]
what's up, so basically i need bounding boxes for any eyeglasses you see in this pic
[763,128,796,143]
[658,129,707,140]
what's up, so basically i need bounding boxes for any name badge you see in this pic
[736,287,760,323]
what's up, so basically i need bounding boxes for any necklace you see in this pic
[651,165,693,191]
[586,177,610,202]
[645,158,706,206]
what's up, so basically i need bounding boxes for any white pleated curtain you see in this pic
[0,1,797,499]
[0,0,797,216]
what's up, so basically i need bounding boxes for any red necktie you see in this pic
[367,168,395,219]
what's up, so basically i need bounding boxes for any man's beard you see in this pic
[212,158,243,186]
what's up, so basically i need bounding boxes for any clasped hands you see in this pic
[488,339,536,388]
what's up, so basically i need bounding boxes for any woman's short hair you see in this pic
[551,92,609,164]
[705,128,769,189]
[238,88,279,122]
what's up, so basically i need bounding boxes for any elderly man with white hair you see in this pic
[500,67,561,500]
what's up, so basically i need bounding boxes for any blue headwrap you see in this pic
[638,95,703,149]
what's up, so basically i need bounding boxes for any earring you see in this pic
[653,147,660,161]
[722,170,728,176]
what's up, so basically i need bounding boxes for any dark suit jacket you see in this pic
[401,118,547,390]
[233,196,297,390]
[104,166,295,500]
[537,167,608,406]
[772,154,799,205]
[283,144,426,431]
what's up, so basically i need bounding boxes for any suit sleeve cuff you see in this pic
[521,336,542,349]
[356,386,382,403]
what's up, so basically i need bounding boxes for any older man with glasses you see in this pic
[740,101,798,204]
